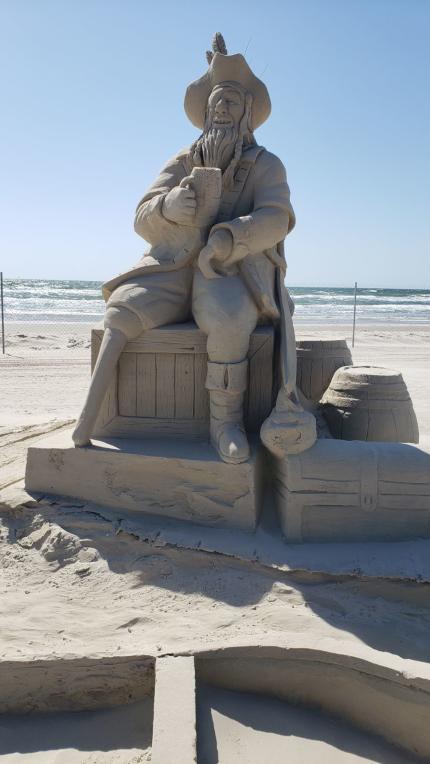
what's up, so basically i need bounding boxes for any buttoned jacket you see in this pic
[102,143,295,320]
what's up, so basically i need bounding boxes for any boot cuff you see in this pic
[206,359,248,394]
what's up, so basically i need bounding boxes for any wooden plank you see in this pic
[194,354,209,420]
[379,495,430,510]
[136,353,156,417]
[94,323,275,356]
[156,354,175,417]
[381,482,430,494]
[98,415,208,440]
[125,323,208,354]
[310,358,324,401]
[118,353,137,417]
[104,370,118,425]
[246,334,274,432]
[175,354,195,418]
[299,357,312,400]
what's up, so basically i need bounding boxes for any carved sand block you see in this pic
[92,322,275,440]
[296,338,352,402]
[321,365,419,442]
[274,439,430,543]
[25,433,263,530]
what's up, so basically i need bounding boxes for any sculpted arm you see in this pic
[134,155,195,243]
[198,153,295,277]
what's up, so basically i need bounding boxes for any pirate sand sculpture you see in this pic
[72,33,316,463]
[25,33,429,543]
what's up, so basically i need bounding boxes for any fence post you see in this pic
[352,281,357,348]
[0,272,4,354]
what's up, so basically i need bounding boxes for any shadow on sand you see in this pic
[197,684,422,764]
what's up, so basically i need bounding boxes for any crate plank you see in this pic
[93,323,273,355]
[92,322,274,438]
[118,353,137,416]
[100,416,208,440]
[136,354,156,417]
[175,354,195,419]
[156,354,175,417]
[194,354,209,420]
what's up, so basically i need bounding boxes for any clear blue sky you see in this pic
[1,0,429,287]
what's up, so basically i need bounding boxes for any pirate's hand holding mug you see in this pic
[162,185,197,225]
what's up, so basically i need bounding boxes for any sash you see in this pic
[217,145,263,223]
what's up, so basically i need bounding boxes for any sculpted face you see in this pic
[207,85,245,130]
[192,84,250,175]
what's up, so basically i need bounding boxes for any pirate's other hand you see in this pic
[162,186,196,224]
[197,229,233,279]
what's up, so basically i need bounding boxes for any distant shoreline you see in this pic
[2,281,429,326]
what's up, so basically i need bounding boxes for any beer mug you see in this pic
[179,167,222,229]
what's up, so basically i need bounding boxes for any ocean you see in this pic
[2,278,430,324]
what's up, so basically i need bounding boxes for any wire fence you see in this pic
[1,275,429,359]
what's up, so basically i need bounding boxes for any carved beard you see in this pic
[199,125,239,171]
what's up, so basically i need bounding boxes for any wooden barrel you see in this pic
[320,365,419,443]
[296,338,352,402]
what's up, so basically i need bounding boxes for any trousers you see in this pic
[106,265,260,363]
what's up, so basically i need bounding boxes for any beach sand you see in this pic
[1,321,429,761]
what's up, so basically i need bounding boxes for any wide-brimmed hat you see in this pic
[184,34,271,131]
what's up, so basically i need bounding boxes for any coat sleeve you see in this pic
[211,151,295,263]
[134,153,188,244]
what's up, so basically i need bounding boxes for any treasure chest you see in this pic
[92,321,275,440]
[274,439,430,543]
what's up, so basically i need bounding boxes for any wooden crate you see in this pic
[92,322,275,440]
[274,439,430,543]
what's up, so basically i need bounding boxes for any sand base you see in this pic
[1,321,429,761]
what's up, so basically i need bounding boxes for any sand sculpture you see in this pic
[6,33,430,762]
[71,32,316,464]
[25,33,430,544]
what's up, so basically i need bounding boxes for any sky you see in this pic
[1,0,429,288]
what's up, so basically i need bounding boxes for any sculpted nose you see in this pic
[215,98,228,115]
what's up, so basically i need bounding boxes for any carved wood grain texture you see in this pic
[296,339,353,402]
[118,353,137,416]
[194,353,209,420]
[274,440,430,542]
[156,354,175,418]
[92,323,274,439]
[100,416,208,440]
[174,354,195,418]
[136,354,156,417]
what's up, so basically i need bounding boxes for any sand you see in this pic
[0,699,153,763]
[197,685,420,763]
[1,320,429,761]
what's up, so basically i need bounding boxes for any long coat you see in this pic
[102,143,298,390]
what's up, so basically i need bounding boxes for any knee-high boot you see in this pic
[206,359,250,464]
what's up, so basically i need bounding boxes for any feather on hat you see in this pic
[184,33,271,131]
